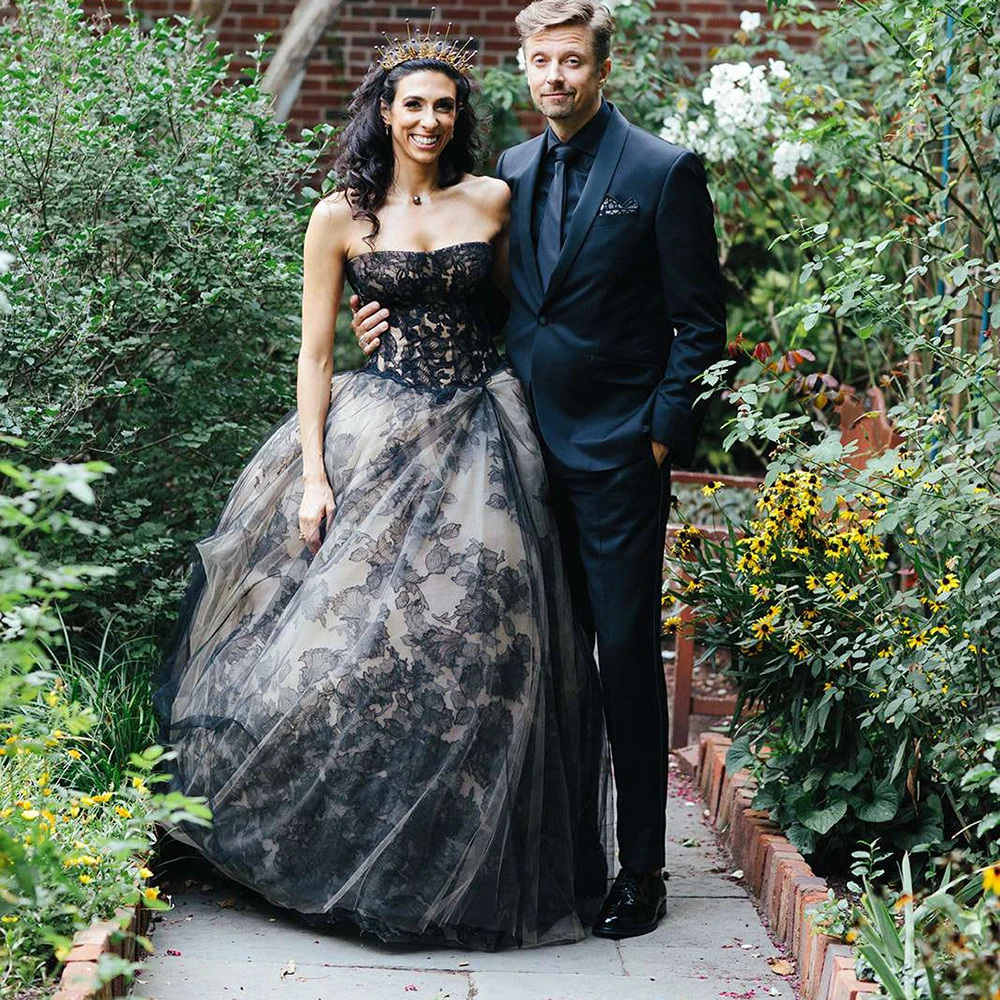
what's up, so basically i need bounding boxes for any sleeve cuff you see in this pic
[651,402,701,469]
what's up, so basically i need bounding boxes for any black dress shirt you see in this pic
[530,99,613,247]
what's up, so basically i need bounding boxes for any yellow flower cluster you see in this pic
[732,471,888,580]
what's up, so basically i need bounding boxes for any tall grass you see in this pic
[37,616,160,791]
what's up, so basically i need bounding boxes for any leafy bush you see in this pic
[0,0,341,644]
[651,0,999,467]
[674,304,1000,862]
[0,448,210,995]
[853,854,999,1000]
[666,0,999,865]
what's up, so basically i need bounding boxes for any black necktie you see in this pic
[537,143,579,289]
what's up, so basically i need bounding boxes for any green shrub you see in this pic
[0,446,210,995]
[667,0,1000,865]
[650,0,999,468]
[853,854,999,1000]
[0,0,342,644]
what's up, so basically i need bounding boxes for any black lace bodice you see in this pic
[345,241,502,391]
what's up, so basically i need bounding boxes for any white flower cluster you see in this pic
[772,138,814,180]
[659,13,812,181]
[704,61,773,135]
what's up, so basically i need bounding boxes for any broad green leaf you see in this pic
[800,798,848,835]
[854,780,902,824]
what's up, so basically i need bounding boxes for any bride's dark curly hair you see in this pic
[335,58,484,246]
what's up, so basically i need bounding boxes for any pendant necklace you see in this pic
[412,195,422,205]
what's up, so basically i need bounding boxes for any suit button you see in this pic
[538,315,548,326]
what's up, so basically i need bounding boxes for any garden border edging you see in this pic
[52,899,150,1000]
[684,734,879,1000]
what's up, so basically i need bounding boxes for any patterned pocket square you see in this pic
[598,195,640,217]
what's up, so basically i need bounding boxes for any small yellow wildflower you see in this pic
[936,573,960,596]
[78,874,93,885]
[138,866,154,879]
[143,886,160,901]
[115,806,132,819]
[1,915,18,924]
[982,864,1000,896]
[806,576,821,592]
[67,748,82,760]
[701,481,725,496]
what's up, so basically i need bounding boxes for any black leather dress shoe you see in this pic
[592,869,666,939]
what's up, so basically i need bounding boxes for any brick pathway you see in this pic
[134,758,798,1000]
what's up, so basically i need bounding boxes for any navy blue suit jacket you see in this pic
[496,104,726,471]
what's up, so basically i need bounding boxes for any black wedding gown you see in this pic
[153,241,612,949]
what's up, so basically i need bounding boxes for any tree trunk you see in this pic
[189,0,231,28]
[261,0,346,122]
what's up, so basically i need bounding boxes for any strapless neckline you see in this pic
[347,240,492,265]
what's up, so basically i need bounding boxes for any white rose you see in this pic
[739,10,762,33]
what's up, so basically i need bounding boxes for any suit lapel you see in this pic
[542,107,630,305]
[513,135,547,307]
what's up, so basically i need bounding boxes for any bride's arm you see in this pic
[297,194,349,553]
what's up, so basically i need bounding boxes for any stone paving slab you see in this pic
[133,760,798,1000]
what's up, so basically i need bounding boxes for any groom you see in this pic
[352,0,726,938]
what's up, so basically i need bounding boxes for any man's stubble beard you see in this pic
[533,95,576,122]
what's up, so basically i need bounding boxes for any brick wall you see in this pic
[80,0,823,128]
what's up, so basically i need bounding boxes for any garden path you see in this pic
[133,757,799,1000]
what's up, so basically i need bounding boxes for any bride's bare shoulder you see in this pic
[461,173,510,204]
[314,190,355,224]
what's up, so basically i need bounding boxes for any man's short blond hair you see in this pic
[515,1,615,64]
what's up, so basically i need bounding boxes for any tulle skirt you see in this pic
[153,365,612,949]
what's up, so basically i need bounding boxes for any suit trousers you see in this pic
[542,443,671,873]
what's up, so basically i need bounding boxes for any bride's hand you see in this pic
[350,294,388,356]
[299,478,336,555]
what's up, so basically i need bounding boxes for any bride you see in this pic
[153,28,610,949]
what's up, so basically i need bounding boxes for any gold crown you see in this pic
[375,8,476,76]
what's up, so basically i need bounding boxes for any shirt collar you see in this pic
[545,98,612,159]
